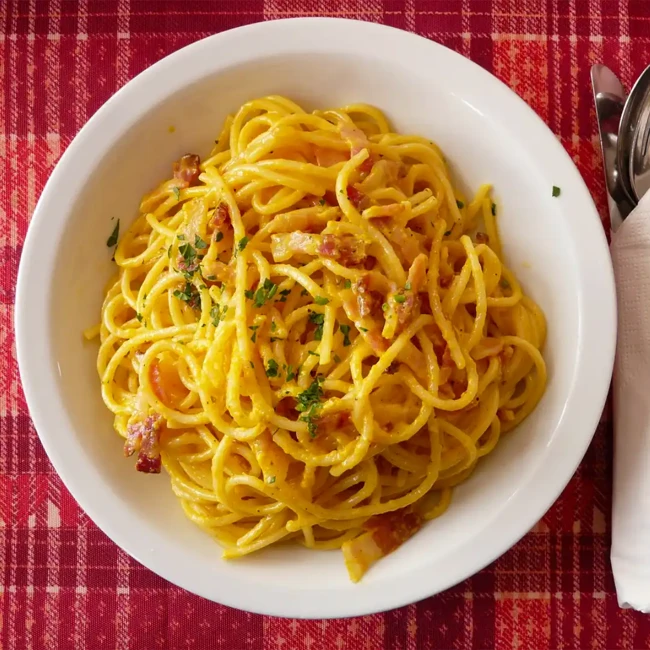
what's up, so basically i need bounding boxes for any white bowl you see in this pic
[15,18,616,618]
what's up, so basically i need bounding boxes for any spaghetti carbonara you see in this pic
[89,96,547,582]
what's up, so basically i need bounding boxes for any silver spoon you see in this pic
[618,64,650,204]
[591,64,635,218]
[629,66,650,203]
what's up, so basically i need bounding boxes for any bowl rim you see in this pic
[14,17,616,618]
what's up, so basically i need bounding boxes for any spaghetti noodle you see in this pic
[89,96,547,582]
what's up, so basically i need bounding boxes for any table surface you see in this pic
[3,1,650,648]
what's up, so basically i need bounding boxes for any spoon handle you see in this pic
[591,64,635,222]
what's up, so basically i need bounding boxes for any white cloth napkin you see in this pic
[611,190,650,612]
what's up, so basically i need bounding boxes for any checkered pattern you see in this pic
[2,1,650,648]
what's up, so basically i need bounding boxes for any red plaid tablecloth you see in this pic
[3,1,650,648]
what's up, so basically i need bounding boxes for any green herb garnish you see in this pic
[249,324,260,342]
[491,203,497,216]
[266,358,279,378]
[286,365,296,381]
[344,279,352,289]
[382,303,389,312]
[333,354,341,363]
[254,279,278,307]
[238,236,249,252]
[277,288,291,303]
[394,294,406,304]
[309,312,325,341]
[296,377,325,438]
[245,289,254,300]
[106,220,120,247]
[136,312,143,322]
[308,350,319,357]
[456,200,464,209]
[215,231,224,243]
[267,476,276,484]
[314,296,329,305]
[194,234,208,249]
[319,198,326,206]
[340,324,351,346]
[173,282,201,309]
[500,278,511,290]
[359,327,368,332]
[172,187,181,201]
[271,321,277,332]
[552,186,561,197]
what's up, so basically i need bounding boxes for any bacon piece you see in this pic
[319,234,367,265]
[271,232,320,262]
[150,358,188,406]
[176,254,199,276]
[342,510,423,582]
[373,219,424,265]
[346,186,365,209]
[124,413,163,474]
[352,276,376,318]
[475,232,489,244]
[365,328,388,354]
[395,254,428,326]
[211,203,230,230]
[314,146,349,167]
[173,154,201,188]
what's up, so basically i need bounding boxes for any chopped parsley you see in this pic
[491,203,497,216]
[167,245,172,258]
[344,279,352,289]
[270,321,277,332]
[249,324,260,342]
[135,312,143,322]
[404,281,412,290]
[237,236,249,252]
[250,361,255,369]
[382,303,389,312]
[308,350,319,356]
[296,377,325,438]
[456,200,464,209]
[277,288,291,303]
[340,324,351,346]
[210,304,227,326]
[500,278,511,290]
[215,231,224,243]
[194,234,208,249]
[314,296,329,306]
[177,234,186,241]
[359,327,368,332]
[245,289,254,300]
[333,354,341,363]
[319,198,326,206]
[253,279,278,307]
[444,230,451,236]
[301,288,309,296]
[106,220,120,247]
[172,186,181,201]
[173,282,201,309]
[286,365,296,381]
[552,186,561,197]
[205,274,217,281]
[267,476,276,484]
[309,311,325,341]
[394,294,406,304]
[178,242,199,276]
[266,358,279,378]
